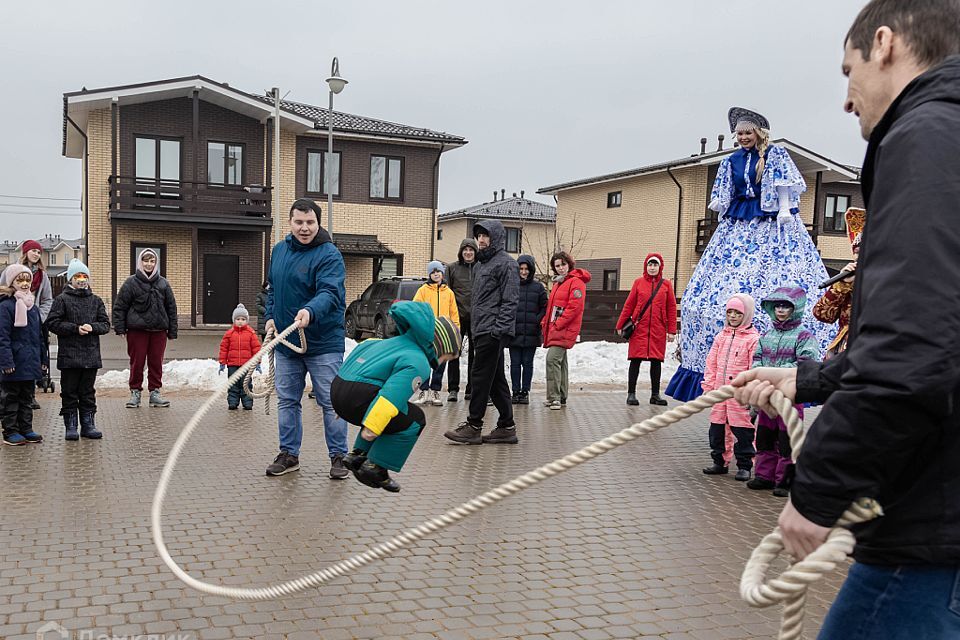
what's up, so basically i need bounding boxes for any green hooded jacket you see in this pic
[753,286,819,368]
[337,301,435,434]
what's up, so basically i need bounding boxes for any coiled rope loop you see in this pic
[242,326,307,414]
[152,344,880,638]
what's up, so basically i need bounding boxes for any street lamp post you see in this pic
[325,57,348,235]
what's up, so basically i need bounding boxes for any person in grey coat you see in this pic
[445,238,477,401]
[444,220,519,445]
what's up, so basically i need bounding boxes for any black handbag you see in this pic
[620,279,664,340]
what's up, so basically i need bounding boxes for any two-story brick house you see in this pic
[435,190,556,276]
[62,75,465,326]
[538,138,861,295]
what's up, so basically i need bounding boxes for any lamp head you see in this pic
[326,57,348,95]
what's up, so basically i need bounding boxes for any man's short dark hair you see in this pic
[290,198,322,220]
[846,0,960,67]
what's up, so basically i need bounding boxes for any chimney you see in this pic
[717,134,725,151]
[501,189,506,201]
[512,192,517,198]
[520,190,525,199]
[493,190,497,202]
[700,137,707,155]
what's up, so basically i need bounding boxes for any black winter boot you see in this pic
[354,461,401,492]
[342,448,368,472]
[63,411,79,441]
[626,393,640,406]
[79,411,102,439]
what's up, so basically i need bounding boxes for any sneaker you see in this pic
[511,393,520,405]
[431,391,444,406]
[308,391,316,399]
[746,477,775,491]
[560,398,567,406]
[329,454,349,480]
[702,464,728,475]
[228,405,239,410]
[626,393,640,406]
[772,487,790,498]
[22,431,43,443]
[517,391,529,405]
[735,469,752,481]
[125,390,142,408]
[548,400,562,411]
[30,399,41,410]
[542,399,555,407]
[149,390,170,408]
[464,392,472,401]
[242,405,253,411]
[486,399,494,406]
[265,452,300,476]
[650,395,668,406]
[444,421,483,444]
[447,391,458,402]
[481,425,519,444]
[412,390,428,405]
[353,460,401,492]
[3,433,27,446]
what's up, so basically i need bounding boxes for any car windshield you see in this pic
[397,282,422,300]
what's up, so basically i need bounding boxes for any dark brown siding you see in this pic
[295,136,438,209]
[816,181,864,237]
[197,230,264,320]
[120,97,265,185]
[575,258,623,291]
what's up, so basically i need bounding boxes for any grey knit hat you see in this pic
[232,303,250,322]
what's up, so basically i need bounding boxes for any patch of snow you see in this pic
[95,337,679,390]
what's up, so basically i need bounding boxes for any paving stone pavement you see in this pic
[2,388,846,639]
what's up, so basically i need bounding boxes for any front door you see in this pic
[204,255,239,324]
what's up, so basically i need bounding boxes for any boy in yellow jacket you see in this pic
[412,260,459,405]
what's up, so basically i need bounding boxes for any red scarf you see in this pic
[30,267,43,293]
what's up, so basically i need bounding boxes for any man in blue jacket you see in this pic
[264,199,349,478]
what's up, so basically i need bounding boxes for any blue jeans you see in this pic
[274,350,348,459]
[419,362,447,391]
[509,347,536,394]
[818,563,960,639]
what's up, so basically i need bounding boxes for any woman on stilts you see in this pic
[666,107,834,401]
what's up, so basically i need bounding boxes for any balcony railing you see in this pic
[109,176,272,218]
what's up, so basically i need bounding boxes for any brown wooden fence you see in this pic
[579,290,682,343]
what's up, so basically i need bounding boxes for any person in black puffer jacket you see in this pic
[46,259,110,440]
[509,255,547,404]
[444,220,519,445]
[112,248,178,409]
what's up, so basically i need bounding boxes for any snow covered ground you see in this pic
[96,339,680,390]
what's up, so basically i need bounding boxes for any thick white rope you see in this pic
[242,327,306,414]
[152,332,880,639]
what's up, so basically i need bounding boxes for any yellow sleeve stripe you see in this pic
[362,396,400,436]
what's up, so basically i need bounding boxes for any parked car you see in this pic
[345,277,427,340]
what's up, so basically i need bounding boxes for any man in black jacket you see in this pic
[444,220,519,445]
[445,238,478,402]
[734,1,960,636]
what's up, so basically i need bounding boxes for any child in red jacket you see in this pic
[218,304,261,410]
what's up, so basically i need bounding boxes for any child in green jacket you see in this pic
[333,301,460,492]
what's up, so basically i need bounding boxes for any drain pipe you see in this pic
[666,165,683,292]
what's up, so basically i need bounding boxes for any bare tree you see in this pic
[527,209,592,282]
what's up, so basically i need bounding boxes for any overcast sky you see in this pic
[0,0,868,241]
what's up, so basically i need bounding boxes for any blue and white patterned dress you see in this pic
[665,144,835,401]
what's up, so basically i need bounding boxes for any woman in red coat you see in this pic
[616,253,676,406]
[541,252,591,410]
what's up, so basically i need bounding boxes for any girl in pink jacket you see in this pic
[701,294,760,481]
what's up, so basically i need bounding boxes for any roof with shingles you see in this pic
[439,197,556,223]
[251,95,466,145]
